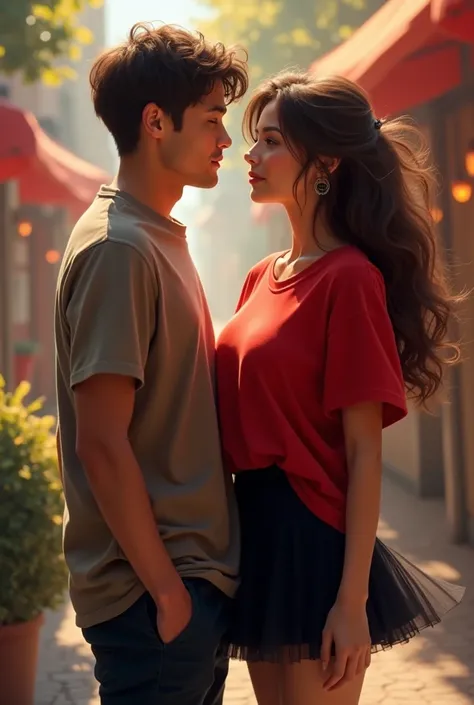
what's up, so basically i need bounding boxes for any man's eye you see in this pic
[208,119,219,125]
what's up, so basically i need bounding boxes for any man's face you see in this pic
[159,81,232,189]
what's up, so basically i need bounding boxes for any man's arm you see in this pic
[64,240,191,642]
[74,373,191,642]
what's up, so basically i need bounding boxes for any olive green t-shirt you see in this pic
[55,185,239,629]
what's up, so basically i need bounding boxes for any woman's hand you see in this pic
[321,599,371,691]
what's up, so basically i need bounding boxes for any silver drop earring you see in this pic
[314,176,330,196]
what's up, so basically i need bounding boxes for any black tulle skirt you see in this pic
[226,466,465,663]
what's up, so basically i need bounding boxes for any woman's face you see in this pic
[244,99,310,206]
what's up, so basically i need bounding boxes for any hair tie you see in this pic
[374,118,382,130]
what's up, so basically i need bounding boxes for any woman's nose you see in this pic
[244,148,257,165]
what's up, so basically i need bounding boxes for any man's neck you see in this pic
[116,155,183,220]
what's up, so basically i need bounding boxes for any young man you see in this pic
[54,23,248,705]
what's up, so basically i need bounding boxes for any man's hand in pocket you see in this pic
[156,578,193,644]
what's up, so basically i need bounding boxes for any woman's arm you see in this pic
[321,400,383,691]
[338,400,383,604]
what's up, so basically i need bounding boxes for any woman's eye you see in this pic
[265,138,277,146]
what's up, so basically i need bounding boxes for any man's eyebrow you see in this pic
[206,105,227,115]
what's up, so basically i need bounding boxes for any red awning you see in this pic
[0,100,36,180]
[432,0,474,42]
[0,100,110,216]
[310,0,474,117]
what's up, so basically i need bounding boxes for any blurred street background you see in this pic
[1,1,474,704]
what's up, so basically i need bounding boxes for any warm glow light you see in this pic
[17,221,32,237]
[452,181,472,204]
[430,207,443,224]
[45,249,61,264]
[466,144,474,177]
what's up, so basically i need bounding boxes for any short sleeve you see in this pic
[323,265,407,428]
[235,270,256,312]
[235,256,274,312]
[65,241,157,389]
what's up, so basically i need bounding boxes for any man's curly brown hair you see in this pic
[90,23,248,155]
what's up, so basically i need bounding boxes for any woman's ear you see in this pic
[324,157,341,175]
[313,156,341,180]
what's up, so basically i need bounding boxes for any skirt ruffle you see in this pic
[226,467,465,663]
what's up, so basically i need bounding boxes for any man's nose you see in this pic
[218,126,232,149]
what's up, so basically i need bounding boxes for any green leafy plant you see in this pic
[0,377,67,625]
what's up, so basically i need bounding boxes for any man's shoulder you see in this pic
[68,196,155,260]
[59,203,160,295]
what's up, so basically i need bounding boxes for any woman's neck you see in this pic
[284,201,340,261]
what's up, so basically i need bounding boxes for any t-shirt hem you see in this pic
[75,583,146,630]
[70,361,144,390]
[178,567,239,599]
[287,475,346,533]
[74,570,239,629]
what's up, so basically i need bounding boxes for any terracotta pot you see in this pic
[14,353,36,386]
[0,613,44,705]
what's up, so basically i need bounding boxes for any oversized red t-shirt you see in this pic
[216,246,407,532]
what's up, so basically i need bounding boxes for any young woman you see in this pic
[216,72,465,705]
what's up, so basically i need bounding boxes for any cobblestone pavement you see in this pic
[35,476,474,705]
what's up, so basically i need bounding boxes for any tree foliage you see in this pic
[0,0,103,85]
[195,0,385,162]
[197,0,384,81]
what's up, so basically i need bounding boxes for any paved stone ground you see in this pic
[34,476,474,705]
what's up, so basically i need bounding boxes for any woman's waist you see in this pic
[234,464,347,532]
[233,456,347,500]
[228,442,347,485]
[223,421,343,464]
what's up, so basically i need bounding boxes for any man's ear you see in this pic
[142,103,165,140]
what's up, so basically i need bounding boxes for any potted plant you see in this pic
[0,376,67,705]
[13,340,40,386]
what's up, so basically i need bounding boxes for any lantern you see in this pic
[45,249,61,264]
[451,181,472,204]
[17,221,32,237]
[465,141,474,177]
[430,207,443,224]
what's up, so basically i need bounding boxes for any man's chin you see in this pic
[188,172,219,189]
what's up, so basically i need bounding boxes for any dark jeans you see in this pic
[83,578,231,705]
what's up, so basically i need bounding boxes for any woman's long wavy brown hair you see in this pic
[244,72,461,405]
